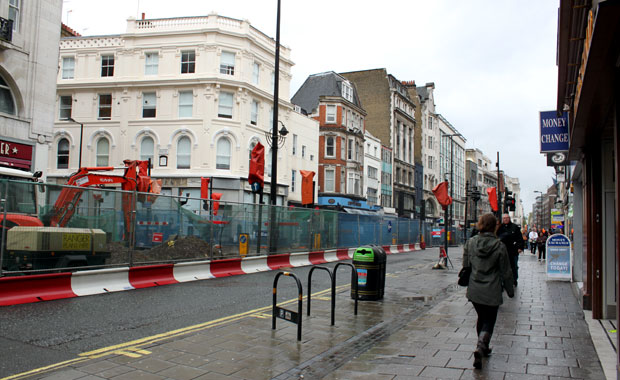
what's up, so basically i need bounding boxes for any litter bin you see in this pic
[351,245,386,300]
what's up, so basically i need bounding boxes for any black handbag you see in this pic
[458,266,471,287]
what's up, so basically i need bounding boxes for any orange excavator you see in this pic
[45,159,161,239]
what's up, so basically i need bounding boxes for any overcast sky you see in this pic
[62,0,559,216]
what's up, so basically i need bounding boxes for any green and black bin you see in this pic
[351,245,386,301]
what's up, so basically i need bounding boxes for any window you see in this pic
[347,138,353,160]
[427,155,433,169]
[368,166,378,179]
[291,170,296,192]
[325,136,335,157]
[271,71,275,91]
[178,91,193,118]
[101,55,114,77]
[57,138,69,169]
[140,137,154,163]
[62,57,75,79]
[250,100,258,125]
[252,62,260,85]
[59,96,72,120]
[145,53,158,75]
[176,136,191,169]
[0,76,16,115]
[428,116,433,129]
[301,145,306,158]
[292,134,297,155]
[367,188,378,206]
[374,146,378,157]
[216,138,231,170]
[142,92,156,118]
[341,138,345,159]
[249,141,257,160]
[324,169,335,192]
[98,94,112,120]
[348,172,360,196]
[220,51,235,75]
[96,138,109,166]
[267,148,272,177]
[218,92,233,118]
[427,136,433,149]
[181,51,195,74]
[342,107,346,125]
[342,82,353,102]
[8,0,19,31]
[326,105,336,123]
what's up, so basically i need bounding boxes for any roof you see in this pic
[291,71,363,115]
[417,86,429,101]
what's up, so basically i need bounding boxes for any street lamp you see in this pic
[67,117,84,169]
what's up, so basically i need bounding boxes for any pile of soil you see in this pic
[107,235,211,265]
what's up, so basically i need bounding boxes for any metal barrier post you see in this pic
[307,266,335,325]
[334,262,358,316]
[272,271,303,341]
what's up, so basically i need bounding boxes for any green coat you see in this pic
[463,232,514,306]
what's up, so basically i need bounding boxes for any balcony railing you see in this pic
[0,17,13,42]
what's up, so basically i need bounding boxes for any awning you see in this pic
[343,207,380,216]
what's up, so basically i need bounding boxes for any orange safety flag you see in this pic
[248,142,265,188]
[201,177,210,199]
[211,192,222,215]
[432,181,452,207]
[300,170,315,205]
[486,187,498,211]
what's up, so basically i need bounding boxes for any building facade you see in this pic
[465,148,498,219]
[52,14,318,206]
[0,0,62,175]
[364,131,381,208]
[418,83,441,223]
[340,69,417,218]
[437,114,466,228]
[291,71,368,210]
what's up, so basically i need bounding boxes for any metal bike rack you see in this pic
[272,271,303,341]
[335,262,358,316]
[307,266,335,325]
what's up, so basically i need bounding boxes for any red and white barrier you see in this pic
[0,243,419,306]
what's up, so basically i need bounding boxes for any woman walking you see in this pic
[462,213,514,369]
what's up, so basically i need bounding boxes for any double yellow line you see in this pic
[2,285,348,380]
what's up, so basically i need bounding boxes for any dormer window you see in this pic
[342,82,353,102]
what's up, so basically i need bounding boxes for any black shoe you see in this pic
[513,281,518,287]
[473,349,482,369]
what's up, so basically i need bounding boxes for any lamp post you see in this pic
[68,117,84,169]
[265,121,288,254]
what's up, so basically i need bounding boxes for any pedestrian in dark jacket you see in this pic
[537,230,548,261]
[496,213,524,286]
[463,213,514,370]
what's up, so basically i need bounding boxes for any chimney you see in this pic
[141,13,146,20]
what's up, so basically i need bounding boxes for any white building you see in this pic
[465,148,498,218]
[0,0,62,175]
[504,174,524,225]
[52,14,318,205]
[364,130,381,207]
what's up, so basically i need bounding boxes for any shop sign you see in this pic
[546,234,571,280]
[0,139,33,170]
[540,111,570,153]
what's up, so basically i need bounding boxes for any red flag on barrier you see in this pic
[486,187,498,211]
[300,170,315,205]
[201,177,210,199]
[211,193,222,215]
[248,142,265,188]
[432,181,452,207]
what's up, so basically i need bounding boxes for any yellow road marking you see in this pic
[2,284,351,380]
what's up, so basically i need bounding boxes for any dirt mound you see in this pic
[108,235,211,265]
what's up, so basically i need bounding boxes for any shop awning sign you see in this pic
[540,111,569,153]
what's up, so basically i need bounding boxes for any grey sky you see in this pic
[62,0,559,215]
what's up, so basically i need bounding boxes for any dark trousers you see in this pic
[509,253,518,283]
[538,244,546,260]
[530,241,537,254]
[472,302,500,336]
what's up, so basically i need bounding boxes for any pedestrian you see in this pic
[462,213,514,370]
[521,228,529,250]
[528,227,538,255]
[537,230,548,261]
[496,213,524,286]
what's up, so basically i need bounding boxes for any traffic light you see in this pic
[504,195,516,211]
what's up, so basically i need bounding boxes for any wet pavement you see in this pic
[11,247,609,380]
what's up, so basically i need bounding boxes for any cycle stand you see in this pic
[307,266,335,325]
[334,262,358,316]
[272,271,303,341]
